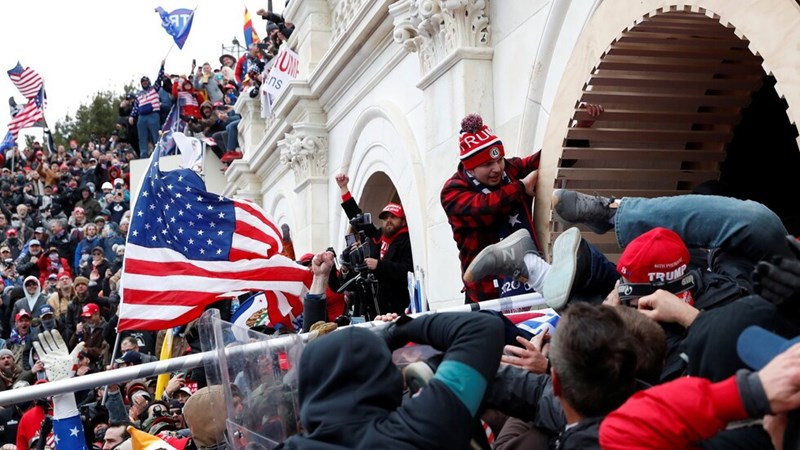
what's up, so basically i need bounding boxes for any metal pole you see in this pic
[0,293,547,406]
[100,332,123,405]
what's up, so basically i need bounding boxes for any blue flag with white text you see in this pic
[155,7,195,49]
[0,131,15,154]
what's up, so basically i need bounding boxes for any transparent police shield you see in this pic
[198,309,304,450]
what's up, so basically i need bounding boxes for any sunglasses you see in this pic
[92,252,102,256]
[1,250,9,253]
[24,282,37,287]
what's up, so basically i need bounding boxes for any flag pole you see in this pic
[100,332,123,406]
[163,41,177,60]
[0,293,547,406]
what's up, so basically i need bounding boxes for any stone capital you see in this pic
[278,129,329,184]
[390,0,491,73]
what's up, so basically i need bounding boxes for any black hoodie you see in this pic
[281,312,504,449]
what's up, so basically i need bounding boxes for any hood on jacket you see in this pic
[200,101,214,117]
[290,327,403,448]
[23,275,41,303]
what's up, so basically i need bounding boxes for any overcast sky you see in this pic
[1,0,284,143]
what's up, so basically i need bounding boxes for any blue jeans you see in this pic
[580,195,790,297]
[225,118,241,152]
[615,195,791,262]
[137,112,161,156]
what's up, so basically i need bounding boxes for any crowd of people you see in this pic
[1,5,800,449]
[0,7,304,449]
[113,7,295,166]
[287,110,800,449]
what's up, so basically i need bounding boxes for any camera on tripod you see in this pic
[345,230,370,275]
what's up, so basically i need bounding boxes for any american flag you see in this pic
[119,150,311,331]
[7,63,43,99]
[156,103,184,156]
[7,87,46,140]
[52,415,87,450]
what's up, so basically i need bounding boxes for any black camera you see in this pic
[343,231,370,275]
[349,213,372,230]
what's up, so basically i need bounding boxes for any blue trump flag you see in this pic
[0,131,15,155]
[155,7,195,49]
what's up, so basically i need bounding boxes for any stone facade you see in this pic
[223,0,800,309]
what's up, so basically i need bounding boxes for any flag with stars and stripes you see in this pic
[155,102,183,156]
[52,414,88,450]
[7,87,46,140]
[119,149,311,331]
[7,62,43,99]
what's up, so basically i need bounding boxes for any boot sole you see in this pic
[463,229,533,283]
[543,227,581,310]
[552,190,612,234]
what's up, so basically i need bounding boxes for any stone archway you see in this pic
[355,171,399,223]
[534,4,800,260]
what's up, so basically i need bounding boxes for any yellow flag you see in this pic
[128,426,177,450]
[154,329,174,399]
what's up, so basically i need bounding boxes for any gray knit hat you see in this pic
[0,349,14,359]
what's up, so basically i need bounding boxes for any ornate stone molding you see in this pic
[329,0,369,43]
[390,0,491,73]
[278,131,329,184]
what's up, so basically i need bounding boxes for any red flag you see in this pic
[118,150,310,331]
[7,63,43,99]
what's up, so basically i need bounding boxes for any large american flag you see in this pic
[119,150,311,331]
[7,87,46,140]
[7,63,43,99]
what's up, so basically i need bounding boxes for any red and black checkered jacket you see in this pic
[440,153,541,303]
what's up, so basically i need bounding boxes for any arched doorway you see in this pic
[356,171,400,221]
[547,9,800,259]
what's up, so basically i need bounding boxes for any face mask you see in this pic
[10,221,20,228]
[42,318,56,331]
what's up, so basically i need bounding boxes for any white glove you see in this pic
[33,330,84,382]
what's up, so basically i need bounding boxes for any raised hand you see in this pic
[33,330,84,382]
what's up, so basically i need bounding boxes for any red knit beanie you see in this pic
[458,114,504,170]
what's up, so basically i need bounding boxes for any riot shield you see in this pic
[198,309,304,450]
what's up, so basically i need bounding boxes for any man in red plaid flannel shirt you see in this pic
[440,114,542,303]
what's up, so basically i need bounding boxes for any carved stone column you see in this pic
[391,0,494,303]
[390,0,495,141]
[235,96,267,158]
[277,124,330,254]
[390,0,492,75]
[278,129,329,190]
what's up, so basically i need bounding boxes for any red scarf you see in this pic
[380,226,408,259]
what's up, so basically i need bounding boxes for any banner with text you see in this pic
[264,45,300,100]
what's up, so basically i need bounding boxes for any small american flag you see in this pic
[156,103,184,156]
[119,150,311,331]
[7,62,43,99]
[7,87,46,140]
